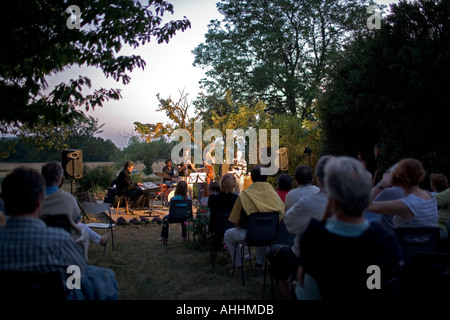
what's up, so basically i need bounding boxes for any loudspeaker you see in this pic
[61,149,83,179]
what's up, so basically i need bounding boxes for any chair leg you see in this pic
[125,198,130,215]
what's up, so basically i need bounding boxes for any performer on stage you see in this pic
[230,150,247,193]
[177,149,195,199]
[162,159,176,187]
[116,161,150,210]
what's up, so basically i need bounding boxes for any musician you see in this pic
[162,159,175,187]
[177,149,195,199]
[116,161,148,210]
[231,150,247,192]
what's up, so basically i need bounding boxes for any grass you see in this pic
[86,212,280,300]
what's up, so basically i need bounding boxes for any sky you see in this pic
[47,0,401,149]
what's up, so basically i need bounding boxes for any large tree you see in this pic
[318,0,450,177]
[192,0,371,118]
[0,0,190,134]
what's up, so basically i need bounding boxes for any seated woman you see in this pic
[207,173,239,255]
[276,173,293,203]
[366,158,438,228]
[157,180,191,242]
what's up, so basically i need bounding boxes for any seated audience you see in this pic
[366,158,438,228]
[284,165,319,211]
[276,173,292,203]
[207,173,239,255]
[224,165,285,275]
[0,167,118,300]
[364,164,405,232]
[296,156,404,300]
[157,180,191,242]
[268,155,333,299]
[41,162,109,258]
[430,173,450,240]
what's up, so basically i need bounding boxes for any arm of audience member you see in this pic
[297,266,305,287]
[320,200,334,222]
[284,200,311,235]
[365,199,413,219]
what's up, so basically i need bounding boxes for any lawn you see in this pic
[86,210,280,300]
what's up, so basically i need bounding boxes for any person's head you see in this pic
[41,161,65,187]
[315,155,334,188]
[220,173,237,194]
[165,159,172,167]
[430,173,449,193]
[236,150,243,160]
[1,167,45,217]
[175,180,188,199]
[294,165,313,185]
[325,156,372,218]
[250,165,267,183]
[392,158,426,189]
[209,182,220,194]
[124,161,135,172]
[277,174,292,191]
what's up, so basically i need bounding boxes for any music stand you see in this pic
[188,172,207,184]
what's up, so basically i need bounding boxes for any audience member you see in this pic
[0,209,6,227]
[284,165,319,211]
[364,164,405,232]
[276,173,292,203]
[116,161,147,210]
[0,167,118,300]
[366,158,438,228]
[430,173,450,240]
[208,173,239,255]
[295,157,403,300]
[157,180,191,242]
[41,162,109,258]
[268,156,333,299]
[224,165,285,275]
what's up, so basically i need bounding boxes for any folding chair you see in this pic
[162,199,193,246]
[79,202,115,255]
[394,227,440,266]
[232,212,279,286]
[41,214,72,234]
[263,218,296,298]
[209,210,234,267]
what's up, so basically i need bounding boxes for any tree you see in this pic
[0,0,190,134]
[192,0,370,118]
[318,0,450,178]
[134,89,199,142]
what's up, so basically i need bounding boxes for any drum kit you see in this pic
[154,172,178,207]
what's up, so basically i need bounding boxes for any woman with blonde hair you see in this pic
[208,173,239,254]
[366,158,438,228]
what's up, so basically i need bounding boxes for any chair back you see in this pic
[80,202,111,215]
[41,215,71,234]
[394,227,440,265]
[245,212,279,247]
[0,271,66,300]
[276,219,295,246]
[168,199,193,223]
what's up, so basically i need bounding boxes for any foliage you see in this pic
[0,0,190,134]
[134,89,199,142]
[186,204,210,245]
[193,0,371,118]
[76,164,117,193]
[318,0,450,178]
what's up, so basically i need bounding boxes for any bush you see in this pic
[76,164,116,193]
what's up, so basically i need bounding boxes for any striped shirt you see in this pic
[0,217,87,274]
[394,193,438,228]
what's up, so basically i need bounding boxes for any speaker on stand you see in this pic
[61,149,88,222]
[276,147,290,172]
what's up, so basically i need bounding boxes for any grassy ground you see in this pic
[86,211,281,300]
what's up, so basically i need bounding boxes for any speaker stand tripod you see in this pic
[70,178,89,223]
